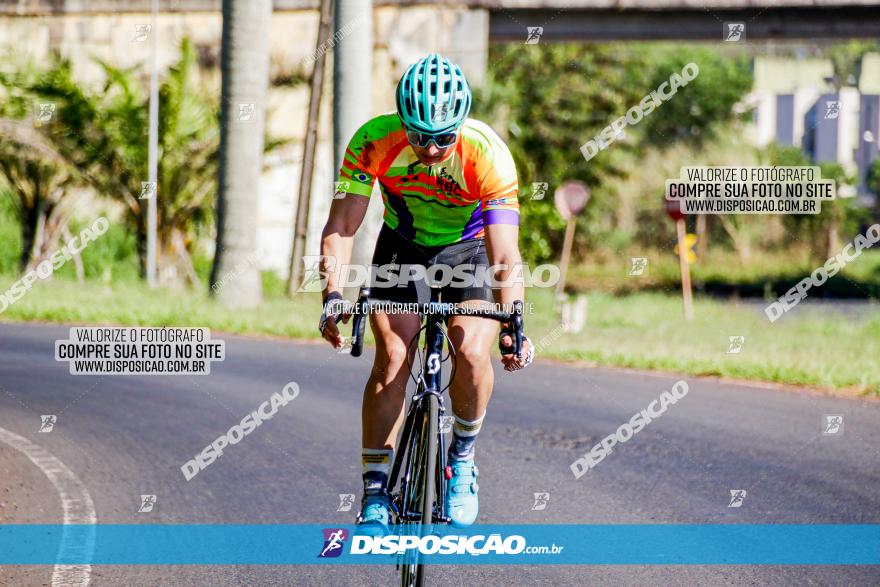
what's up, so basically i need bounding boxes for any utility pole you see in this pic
[333,0,375,294]
[287,0,333,296]
[146,0,158,287]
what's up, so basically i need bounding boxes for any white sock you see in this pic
[362,448,393,495]
[448,411,485,462]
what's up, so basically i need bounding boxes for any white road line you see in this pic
[0,426,96,587]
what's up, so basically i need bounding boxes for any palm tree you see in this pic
[0,63,78,273]
[0,119,76,273]
[211,0,272,308]
[156,40,221,285]
[25,44,221,286]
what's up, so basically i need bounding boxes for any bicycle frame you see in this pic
[387,286,449,525]
[347,286,521,586]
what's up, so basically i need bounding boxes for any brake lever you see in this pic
[513,300,524,358]
[350,287,370,358]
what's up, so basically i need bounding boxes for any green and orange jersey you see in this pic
[337,113,519,247]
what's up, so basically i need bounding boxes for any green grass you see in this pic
[0,275,321,339]
[526,290,880,395]
[567,249,880,298]
[1,275,878,396]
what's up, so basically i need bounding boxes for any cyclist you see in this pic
[318,54,534,532]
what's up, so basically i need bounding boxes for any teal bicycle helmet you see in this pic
[396,54,472,134]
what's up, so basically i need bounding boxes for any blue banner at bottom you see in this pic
[1,524,878,565]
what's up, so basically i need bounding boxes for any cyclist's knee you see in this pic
[373,339,410,375]
[455,341,491,372]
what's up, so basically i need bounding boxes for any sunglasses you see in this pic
[405,129,459,148]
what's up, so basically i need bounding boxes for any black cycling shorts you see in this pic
[369,224,494,306]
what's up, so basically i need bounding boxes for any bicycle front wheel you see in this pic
[400,393,439,587]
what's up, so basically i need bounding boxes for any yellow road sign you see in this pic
[674,233,698,264]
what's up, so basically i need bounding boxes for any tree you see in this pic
[0,119,76,274]
[0,64,78,273]
[827,41,880,88]
[817,161,864,259]
[641,48,753,262]
[868,158,880,217]
[155,40,221,284]
[762,144,866,262]
[475,44,650,263]
[640,48,753,149]
[476,44,754,264]
[31,55,149,271]
[211,0,272,308]
[24,42,222,285]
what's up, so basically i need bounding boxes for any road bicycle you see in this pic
[349,285,523,587]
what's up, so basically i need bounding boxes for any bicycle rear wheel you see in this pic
[399,393,439,587]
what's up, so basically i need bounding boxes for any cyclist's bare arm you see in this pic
[319,195,370,347]
[484,223,525,306]
[484,223,532,371]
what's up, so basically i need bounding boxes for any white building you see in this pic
[749,53,880,203]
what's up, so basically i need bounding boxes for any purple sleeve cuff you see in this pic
[483,209,520,226]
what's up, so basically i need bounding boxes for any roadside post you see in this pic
[287,0,333,296]
[553,181,590,331]
[665,197,694,320]
[554,180,590,298]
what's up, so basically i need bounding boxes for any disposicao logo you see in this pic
[319,528,349,558]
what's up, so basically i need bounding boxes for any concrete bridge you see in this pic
[487,1,880,41]
[3,0,879,40]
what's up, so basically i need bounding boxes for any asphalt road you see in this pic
[1,321,879,586]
